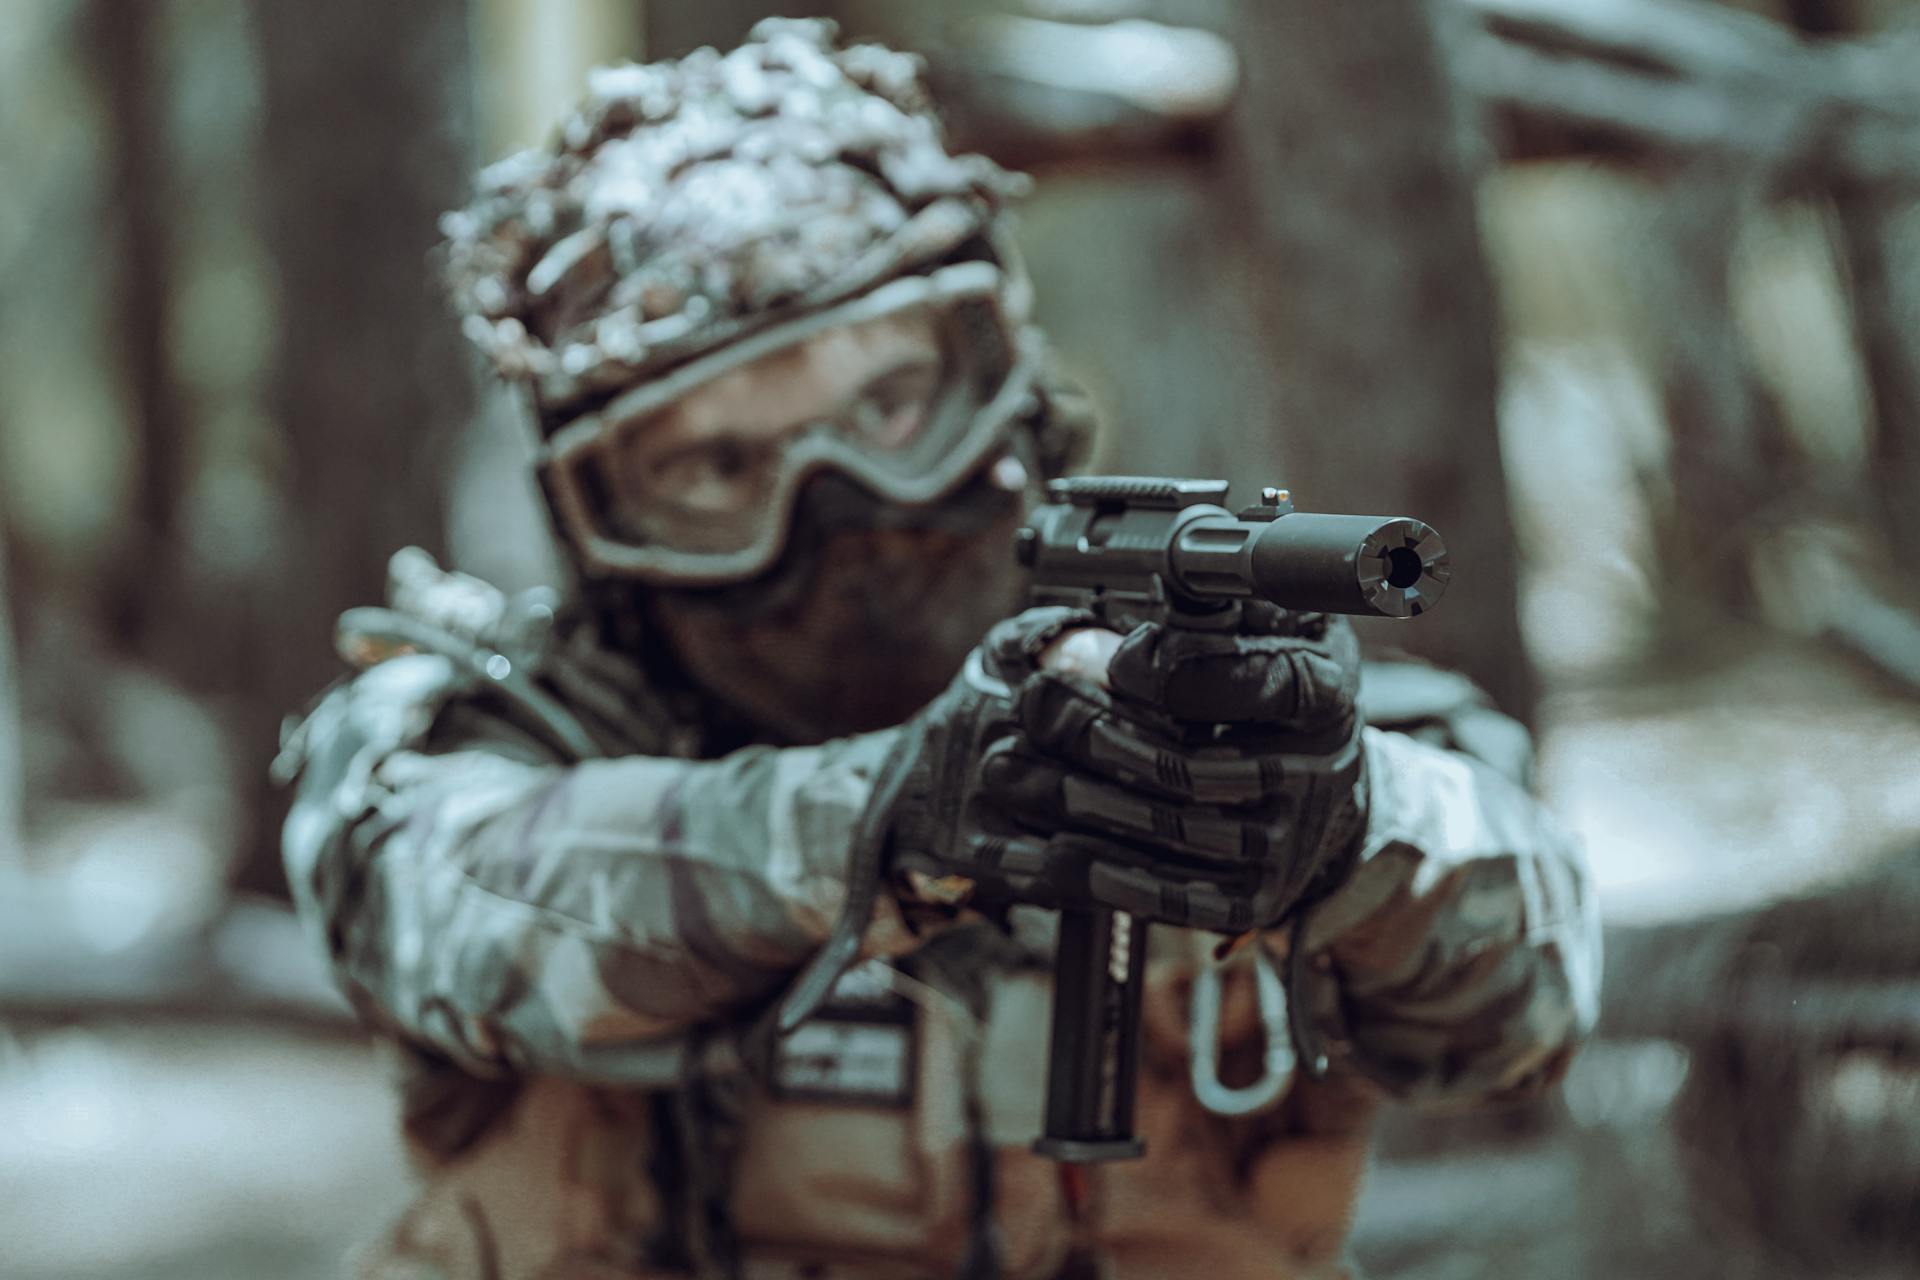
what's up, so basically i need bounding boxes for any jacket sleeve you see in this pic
[1285,663,1602,1106]
[281,654,918,1084]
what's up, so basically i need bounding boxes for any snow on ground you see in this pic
[0,1023,410,1280]
[1541,644,1920,926]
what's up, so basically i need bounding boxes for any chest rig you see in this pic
[314,549,1038,1278]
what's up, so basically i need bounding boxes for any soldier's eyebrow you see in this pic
[615,315,944,458]
[613,377,794,459]
[842,353,939,401]
[608,404,676,451]
[871,352,940,379]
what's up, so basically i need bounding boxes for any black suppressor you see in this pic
[1017,476,1449,1162]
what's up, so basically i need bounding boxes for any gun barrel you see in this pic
[1171,512,1449,618]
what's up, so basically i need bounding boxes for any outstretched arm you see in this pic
[282,654,915,1084]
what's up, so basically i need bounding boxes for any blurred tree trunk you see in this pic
[1641,168,1794,636]
[1785,0,1920,557]
[246,1,475,894]
[1223,1,1531,720]
[88,1,188,660]
[474,0,643,153]
[1841,209,1920,565]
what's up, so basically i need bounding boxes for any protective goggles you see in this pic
[539,261,1036,586]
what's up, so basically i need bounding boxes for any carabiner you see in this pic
[1190,947,1296,1117]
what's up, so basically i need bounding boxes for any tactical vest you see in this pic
[358,932,1373,1280]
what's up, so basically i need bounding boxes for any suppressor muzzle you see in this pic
[1170,511,1449,617]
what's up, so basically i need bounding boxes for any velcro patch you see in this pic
[771,961,917,1107]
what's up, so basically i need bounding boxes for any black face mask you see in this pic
[633,467,1035,745]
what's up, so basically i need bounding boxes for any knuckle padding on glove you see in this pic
[1108,619,1362,730]
[1081,718,1301,804]
[981,737,1288,863]
[1089,863,1253,932]
[1058,775,1256,861]
[1017,674,1285,804]
[1013,673,1349,809]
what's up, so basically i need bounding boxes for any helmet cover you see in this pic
[440,17,1032,426]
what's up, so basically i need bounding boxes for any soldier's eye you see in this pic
[846,361,939,450]
[647,437,766,514]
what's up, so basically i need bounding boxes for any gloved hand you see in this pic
[888,602,1366,933]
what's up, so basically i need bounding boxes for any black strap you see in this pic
[776,718,927,1035]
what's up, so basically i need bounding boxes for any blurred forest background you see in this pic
[3,1,1920,1277]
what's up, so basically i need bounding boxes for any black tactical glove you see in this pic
[889,603,1366,933]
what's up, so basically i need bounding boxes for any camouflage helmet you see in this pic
[441,17,1033,427]
[437,18,1094,586]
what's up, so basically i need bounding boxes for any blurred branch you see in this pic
[1752,523,1920,692]
[921,14,1238,167]
[1453,0,1920,190]
[1835,190,1920,555]
[1815,559,1920,691]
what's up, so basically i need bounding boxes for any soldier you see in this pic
[278,20,1599,1280]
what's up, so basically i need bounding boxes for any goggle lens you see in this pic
[543,267,1027,584]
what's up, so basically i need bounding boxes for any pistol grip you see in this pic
[1033,906,1149,1162]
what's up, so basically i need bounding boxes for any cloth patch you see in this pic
[771,961,918,1106]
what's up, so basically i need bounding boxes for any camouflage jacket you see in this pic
[279,552,1600,1279]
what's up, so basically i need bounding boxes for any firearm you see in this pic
[1016,476,1449,1162]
